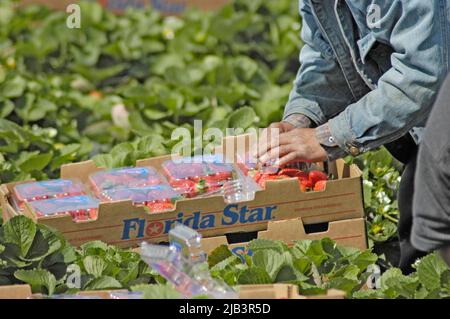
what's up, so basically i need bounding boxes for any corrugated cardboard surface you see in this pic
[238,284,346,300]
[0,285,32,299]
[1,135,365,249]
[202,217,368,256]
[0,284,345,299]
[20,0,230,14]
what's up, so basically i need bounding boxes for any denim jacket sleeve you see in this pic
[328,1,449,153]
[283,0,355,126]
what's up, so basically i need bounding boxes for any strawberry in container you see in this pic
[28,195,100,222]
[101,185,181,213]
[251,166,328,192]
[13,179,86,210]
[162,155,234,198]
[89,167,163,196]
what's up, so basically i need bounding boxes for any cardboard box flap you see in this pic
[60,160,105,184]
[201,217,368,253]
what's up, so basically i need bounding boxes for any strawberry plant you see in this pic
[0,215,77,295]
[354,252,450,299]
[208,238,378,297]
[0,216,157,295]
[0,0,301,182]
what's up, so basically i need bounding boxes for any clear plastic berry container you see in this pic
[101,184,181,213]
[13,179,86,210]
[162,155,234,198]
[89,167,163,195]
[29,195,100,222]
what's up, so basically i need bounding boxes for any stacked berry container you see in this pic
[89,167,163,196]
[101,184,181,213]
[89,167,180,213]
[13,179,86,210]
[29,195,100,221]
[161,155,234,198]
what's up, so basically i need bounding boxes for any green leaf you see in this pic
[326,277,359,296]
[303,240,329,266]
[0,99,14,118]
[79,241,108,255]
[348,250,378,273]
[384,274,419,299]
[84,276,123,290]
[416,252,449,291]
[228,106,257,129]
[210,255,242,274]
[18,152,53,173]
[92,154,114,169]
[3,216,37,257]
[380,268,419,299]
[1,76,26,98]
[440,269,450,295]
[352,289,384,299]
[208,245,233,268]
[252,250,284,281]
[292,257,311,274]
[237,267,272,285]
[247,239,288,254]
[14,269,56,296]
[83,255,108,278]
[298,282,328,296]
[275,265,298,283]
[23,230,50,261]
[143,109,169,120]
[132,284,182,299]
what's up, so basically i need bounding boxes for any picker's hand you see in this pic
[251,122,295,164]
[257,128,327,167]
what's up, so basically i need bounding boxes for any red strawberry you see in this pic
[308,170,328,186]
[147,202,174,213]
[300,183,308,193]
[257,174,273,188]
[313,180,327,192]
[253,171,263,183]
[299,179,313,192]
[204,174,229,185]
[170,179,196,196]
[296,171,309,182]
[278,168,300,177]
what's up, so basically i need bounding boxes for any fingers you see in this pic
[255,124,282,157]
[259,144,296,165]
[257,130,297,158]
[276,152,302,167]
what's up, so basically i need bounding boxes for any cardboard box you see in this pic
[0,285,33,299]
[238,284,346,299]
[20,0,230,15]
[202,217,368,258]
[0,284,345,299]
[0,285,128,299]
[1,135,365,249]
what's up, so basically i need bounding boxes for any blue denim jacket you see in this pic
[284,0,450,156]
